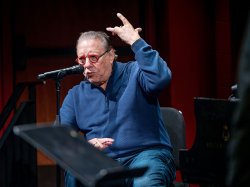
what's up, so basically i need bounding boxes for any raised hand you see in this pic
[106,13,142,45]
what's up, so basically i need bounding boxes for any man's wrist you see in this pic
[131,38,144,51]
[129,35,141,46]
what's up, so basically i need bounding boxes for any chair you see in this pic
[160,107,188,187]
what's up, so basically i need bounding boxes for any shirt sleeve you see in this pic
[131,38,172,94]
[60,89,78,128]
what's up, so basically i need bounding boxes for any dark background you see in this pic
[0,0,249,172]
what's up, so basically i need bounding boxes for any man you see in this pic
[60,13,175,187]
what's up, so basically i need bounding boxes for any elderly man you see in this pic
[60,13,175,187]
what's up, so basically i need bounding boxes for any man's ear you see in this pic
[110,48,117,62]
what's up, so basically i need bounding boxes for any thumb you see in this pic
[135,28,142,33]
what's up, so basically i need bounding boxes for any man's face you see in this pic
[76,38,114,87]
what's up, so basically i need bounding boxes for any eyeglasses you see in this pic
[76,49,110,65]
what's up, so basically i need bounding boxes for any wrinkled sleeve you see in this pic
[131,38,172,94]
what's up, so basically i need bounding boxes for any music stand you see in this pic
[13,124,147,187]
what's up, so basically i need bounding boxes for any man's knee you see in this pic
[133,175,167,187]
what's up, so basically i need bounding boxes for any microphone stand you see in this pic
[55,78,61,126]
[54,70,68,126]
[54,71,67,187]
[37,67,83,187]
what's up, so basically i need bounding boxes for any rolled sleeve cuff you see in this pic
[131,38,147,53]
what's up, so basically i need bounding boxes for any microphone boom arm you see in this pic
[37,65,84,81]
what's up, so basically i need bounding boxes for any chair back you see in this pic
[160,107,186,169]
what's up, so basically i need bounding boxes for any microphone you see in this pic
[37,65,84,81]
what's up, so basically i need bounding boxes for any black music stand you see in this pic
[13,124,148,187]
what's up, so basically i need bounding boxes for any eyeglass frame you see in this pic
[76,49,111,65]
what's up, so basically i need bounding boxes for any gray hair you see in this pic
[76,31,111,51]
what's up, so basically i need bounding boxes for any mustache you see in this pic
[84,68,97,77]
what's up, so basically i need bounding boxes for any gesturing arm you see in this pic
[106,13,171,94]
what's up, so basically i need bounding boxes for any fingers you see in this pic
[106,27,115,32]
[88,138,114,150]
[106,13,141,45]
[106,27,117,35]
[116,13,129,26]
[100,138,114,143]
[106,12,131,34]
[90,139,103,150]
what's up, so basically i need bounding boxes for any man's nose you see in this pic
[84,58,92,67]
